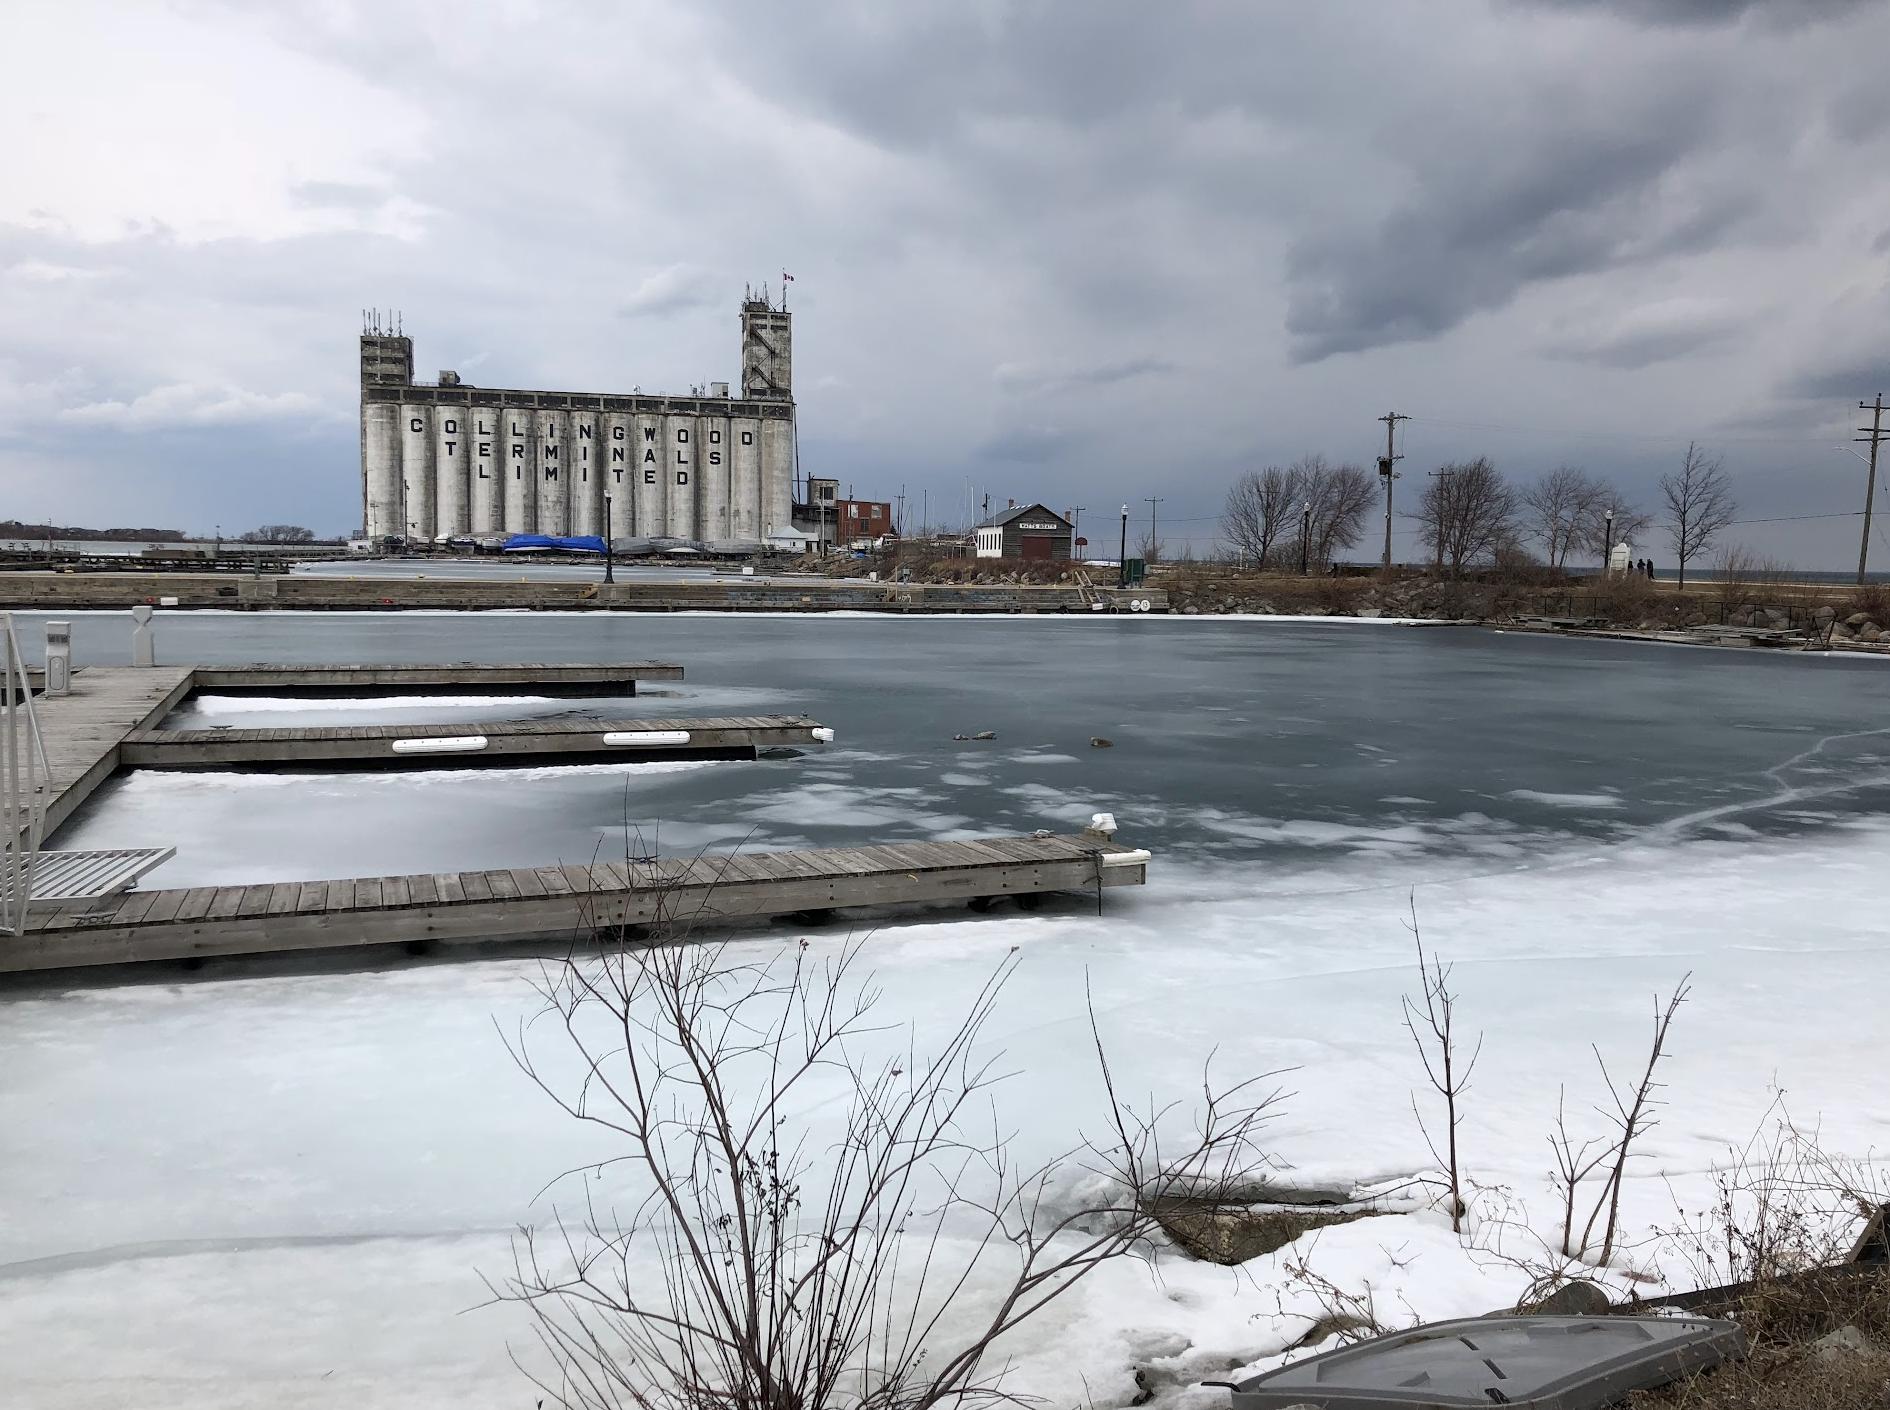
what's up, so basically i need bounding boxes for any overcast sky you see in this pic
[4,0,1890,564]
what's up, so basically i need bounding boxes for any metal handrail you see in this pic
[0,613,52,933]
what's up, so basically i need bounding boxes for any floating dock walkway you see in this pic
[2,835,1151,973]
[122,714,830,770]
[30,661,687,831]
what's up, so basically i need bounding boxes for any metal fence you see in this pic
[0,614,51,933]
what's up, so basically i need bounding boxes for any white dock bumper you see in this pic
[1099,849,1152,868]
[392,735,489,755]
[603,729,692,746]
[811,726,836,743]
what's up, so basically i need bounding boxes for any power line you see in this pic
[1405,414,1848,448]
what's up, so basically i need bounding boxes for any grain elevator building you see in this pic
[360,289,795,545]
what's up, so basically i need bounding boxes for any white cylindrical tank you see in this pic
[761,416,794,544]
[400,405,435,544]
[633,410,664,536]
[664,412,698,541]
[535,409,569,535]
[730,416,761,543]
[362,401,401,539]
[434,409,470,539]
[468,408,502,533]
[569,411,602,536]
[503,408,536,532]
[603,411,634,533]
[699,413,732,542]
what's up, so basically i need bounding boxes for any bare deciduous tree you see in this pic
[1416,457,1517,577]
[1575,490,1650,565]
[1402,904,1480,1234]
[492,933,1286,1410]
[1222,466,1297,567]
[1298,456,1376,569]
[1660,443,1737,588]
[1522,467,1602,569]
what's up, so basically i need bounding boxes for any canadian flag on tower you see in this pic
[781,270,794,283]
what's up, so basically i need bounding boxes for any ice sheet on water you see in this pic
[4,819,1890,1405]
[1505,788,1624,809]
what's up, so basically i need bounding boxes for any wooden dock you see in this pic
[121,714,830,769]
[35,666,196,834]
[187,662,682,694]
[1,834,1151,972]
[32,661,687,831]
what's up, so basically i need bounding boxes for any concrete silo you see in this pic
[569,411,601,536]
[603,411,634,533]
[357,292,796,547]
[361,402,401,541]
[699,411,732,542]
[400,406,435,544]
[663,412,699,541]
[633,410,664,536]
[434,410,470,539]
[534,408,569,535]
[761,417,794,542]
[503,410,536,532]
[729,417,761,543]
[468,409,502,533]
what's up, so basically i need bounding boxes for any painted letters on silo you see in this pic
[400,405,435,543]
[535,409,569,535]
[664,412,698,541]
[633,411,664,536]
[569,411,601,536]
[729,417,761,543]
[362,402,401,539]
[468,409,501,533]
[699,412,731,542]
[603,412,634,533]
[434,410,469,539]
[358,297,795,547]
[761,417,793,542]
[504,410,536,532]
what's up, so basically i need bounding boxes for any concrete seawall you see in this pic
[0,572,1167,614]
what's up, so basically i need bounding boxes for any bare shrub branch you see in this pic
[1401,900,1481,1233]
[487,925,1289,1410]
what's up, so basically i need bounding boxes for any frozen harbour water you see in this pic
[4,612,1890,1407]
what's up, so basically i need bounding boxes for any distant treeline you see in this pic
[0,521,186,542]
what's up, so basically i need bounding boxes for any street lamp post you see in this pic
[604,494,615,584]
[1602,508,1615,576]
[1117,505,1129,589]
[1300,502,1311,575]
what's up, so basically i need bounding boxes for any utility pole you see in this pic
[1144,496,1164,561]
[1299,502,1311,575]
[603,494,615,583]
[1378,412,1408,571]
[1859,394,1885,585]
[1069,505,1087,560]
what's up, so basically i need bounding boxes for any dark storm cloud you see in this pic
[1524,0,1874,26]
[11,0,1890,563]
[978,426,1077,464]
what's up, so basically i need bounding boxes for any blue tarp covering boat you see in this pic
[501,534,608,555]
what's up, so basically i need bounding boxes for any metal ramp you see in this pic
[29,847,176,907]
[1071,567,1108,611]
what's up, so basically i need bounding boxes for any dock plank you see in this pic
[3,833,1147,974]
